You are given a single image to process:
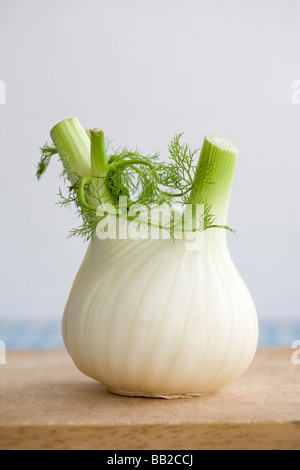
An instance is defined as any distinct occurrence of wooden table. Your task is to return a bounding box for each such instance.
[0,349,299,450]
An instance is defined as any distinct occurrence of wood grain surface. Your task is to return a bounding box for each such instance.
[0,349,299,450]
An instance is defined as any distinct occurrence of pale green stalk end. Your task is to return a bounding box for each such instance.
[50,117,91,179]
[90,129,108,177]
[189,134,238,225]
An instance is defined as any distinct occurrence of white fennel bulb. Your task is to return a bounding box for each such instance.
[38,119,258,398]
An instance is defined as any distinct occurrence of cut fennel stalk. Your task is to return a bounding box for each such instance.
[37,118,258,398]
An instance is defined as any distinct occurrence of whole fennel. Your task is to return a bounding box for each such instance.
[37,118,258,397]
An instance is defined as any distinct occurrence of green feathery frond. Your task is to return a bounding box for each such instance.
[36,143,58,180]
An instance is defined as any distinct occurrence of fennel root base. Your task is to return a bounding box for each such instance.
[108,388,211,399]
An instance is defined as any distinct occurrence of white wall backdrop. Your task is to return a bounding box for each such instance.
[0,0,299,323]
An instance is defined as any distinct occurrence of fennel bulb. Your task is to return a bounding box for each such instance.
[37,118,258,398]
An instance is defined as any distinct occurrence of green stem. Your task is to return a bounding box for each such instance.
[51,118,114,208]
[108,158,157,174]
[189,134,238,226]
[50,117,91,181]
[91,129,108,177]
[159,187,192,199]
[78,177,97,212]
[89,129,114,205]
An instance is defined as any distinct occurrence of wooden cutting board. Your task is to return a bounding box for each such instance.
[0,349,299,450]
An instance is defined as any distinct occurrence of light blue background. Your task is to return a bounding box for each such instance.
[0,0,299,348]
